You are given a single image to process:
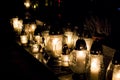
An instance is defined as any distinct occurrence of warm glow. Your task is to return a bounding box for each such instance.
[24,24,30,34]
[32,44,39,53]
[46,35,63,57]
[24,1,30,8]
[18,20,23,29]
[34,35,42,44]
[33,5,37,9]
[77,51,86,59]
[12,17,19,29]
[90,55,103,80]
[69,50,88,73]
[12,18,23,33]
[90,57,100,72]
[76,50,88,73]
[112,65,120,80]
[52,38,61,54]
[32,3,38,9]
[45,0,48,6]
[20,35,28,44]
[33,53,39,59]
[61,55,69,67]
[29,24,36,33]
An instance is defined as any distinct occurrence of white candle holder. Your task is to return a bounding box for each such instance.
[89,39,105,80]
[31,43,39,53]
[106,50,120,80]
[12,17,23,35]
[20,35,28,45]
[34,35,42,45]
[46,35,63,58]
[29,23,37,34]
[112,65,120,80]
[61,55,70,67]
[24,0,31,8]
[69,50,89,74]
[89,54,104,80]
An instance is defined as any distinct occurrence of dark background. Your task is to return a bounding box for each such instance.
[0,0,120,48]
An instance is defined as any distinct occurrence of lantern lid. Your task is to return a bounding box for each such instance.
[49,23,63,35]
[112,50,120,64]
[75,38,87,50]
[90,39,103,55]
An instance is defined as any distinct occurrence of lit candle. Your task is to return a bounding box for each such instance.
[12,17,19,31]
[12,18,23,33]
[33,53,39,59]
[17,19,23,34]
[52,37,62,57]
[45,0,48,6]
[29,23,36,33]
[24,24,30,34]
[20,35,28,44]
[61,55,69,67]
[46,35,63,58]
[24,0,31,8]
[90,55,103,80]
[112,65,120,80]
[76,50,88,73]
[34,35,42,44]
[69,50,89,74]
[32,44,39,53]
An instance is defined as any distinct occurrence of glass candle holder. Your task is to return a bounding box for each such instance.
[46,35,63,58]
[88,39,105,80]
[31,43,39,53]
[24,0,31,9]
[61,54,70,67]
[106,50,120,80]
[69,50,89,74]
[29,23,37,34]
[12,17,23,35]
[34,35,42,45]
[12,17,19,31]
[20,35,28,45]
[112,65,120,80]
[24,24,30,35]
[89,54,104,80]
[69,38,89,79]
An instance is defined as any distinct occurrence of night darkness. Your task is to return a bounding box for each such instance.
[0,0,120,49]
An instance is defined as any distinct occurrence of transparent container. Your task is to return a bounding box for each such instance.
[69,38,89,80]
[106,50,120,80]
[88,39,105,80]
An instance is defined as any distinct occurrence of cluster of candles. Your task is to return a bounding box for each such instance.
[11,17,119,80]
